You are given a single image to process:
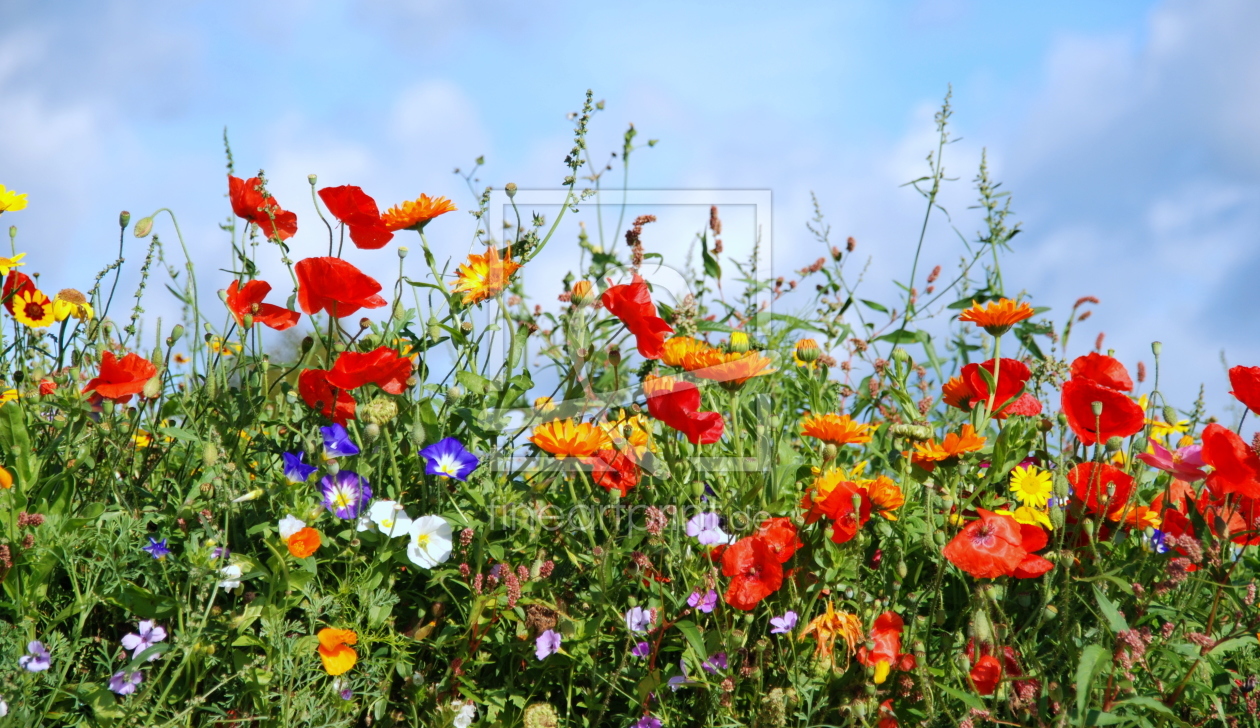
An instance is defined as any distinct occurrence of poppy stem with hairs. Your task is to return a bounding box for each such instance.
[156,208,201,379]
[308,175,336,258]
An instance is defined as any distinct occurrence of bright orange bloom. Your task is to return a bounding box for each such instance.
[530,419,612,459]
[799,601,862,660]
[660,336,714,369]
[912,425,986,463]
[287,527,321,558]
[451,246,522,306]
[800,413,872,446]
[866,476,905,520]
[941,376,975,409]
[317,628,358,675]
[691,350,775,389]
[958,298,1035,335]
[381,194,456,232]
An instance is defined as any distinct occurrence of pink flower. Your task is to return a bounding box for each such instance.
[1136,438,1207,481]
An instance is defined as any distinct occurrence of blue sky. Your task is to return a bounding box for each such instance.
[3,0,1258,411]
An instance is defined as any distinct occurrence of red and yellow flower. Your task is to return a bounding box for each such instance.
[452,246,522,306]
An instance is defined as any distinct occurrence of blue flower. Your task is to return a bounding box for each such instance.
[320,470,373,520]
[418,437,480,481]
[535,629,562,660]
[321,424,361,458]
[1147,529,1169,554]
[142,537,170,560]
[282,451,318,484]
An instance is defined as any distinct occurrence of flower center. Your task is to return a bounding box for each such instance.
[415,533,431,548]
[23,301,43,319]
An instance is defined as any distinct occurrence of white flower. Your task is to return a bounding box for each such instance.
[451,700,476,728]
[278,515,306,541]
[406,515,453,569]
[368,500,413,537]
[0,696,7,717]
[217,564,243,591]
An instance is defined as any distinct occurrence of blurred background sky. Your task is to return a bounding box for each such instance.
[2,0,1258,411]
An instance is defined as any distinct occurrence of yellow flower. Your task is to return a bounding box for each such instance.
[0,388,16,404]
[660,336,715,370]
[799,601,862,660]
[997,505,1053,530]
[800,413,873,446]
[691,350,775,390]
[209,337,242,356]
[0,185,28,214]
[912,425,986,463]
[134,430,153,448]
[599,412,653,456]
[452,246,523,306]
[0,253,26,276]
[529,418,612,459]
[533,396,557,414]
[1009,465,1053,508]
[381,194,456,232]
[52,289,93,322]
[12,289,55,328]
[957,298,1035,335]
[317,628,358,676]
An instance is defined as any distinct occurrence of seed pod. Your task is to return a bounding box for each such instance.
[364,423,381,439]
[142,375,162,400]
[202,441,220,467]
[133,216,154,238]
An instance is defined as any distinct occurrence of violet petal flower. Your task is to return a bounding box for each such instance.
[1136,438,1207,481]
[625,606,654,633]
[633,716,663,728]
[141,537,170,560]
[535,629,562,660]
[19,641,50,672]
[419,437,481,481]
[320,469,373,520]
[321,424,361,458]
[631,641,651,658]
[108,670,143,696]
[687,589,718,613]
[667,660,695,691]
[120,620,167,661]
[282,451,318,483]
[770,611,798,635]
[702,652,727,674]
[685,512,733,546]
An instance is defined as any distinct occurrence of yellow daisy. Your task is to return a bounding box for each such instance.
[1010,464,1052,508]
[12,289,55,328]
[0,185,28,214]
[0,253,26,276]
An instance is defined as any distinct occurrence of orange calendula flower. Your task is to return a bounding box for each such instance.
[941,375,975,409]
[1121,503,1162,529]
[0,464,13,489]
[912,424,986,464]
[533,396,557,414]
[317,628,358,675]
[958,298,1035,335]
[801,413,873,446]
[287,527,321,558]
[381,193,456,232]
[866,476,905,520]
[12,288,55,328]
[599,412,653,456]
[660,336,714,370]
[452,246,523,306]
[799,601,863,660]
[691,350,775,390]
[530,418,612,459]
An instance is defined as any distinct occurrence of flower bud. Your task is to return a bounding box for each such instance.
[1151,341,1162,356]
[142,375,162,399]
[364,423,381,440]
[891,347,910,363]
[1043,604,1058,621]
[362,396,399,425]
[300,336,315,353]
[168,324,184,345]
[119,211,131,229]
[606,344,621,368]
[505,182,517,199]
[1105,436,1123,452]
[242,313,254,329]
[1091,400,1104,417]
[821,443,838,461]
[570,280,596,307]
[446,386,463,403]
[794,338,820,363]
[326,459,340,475]
[231,488,264,503]
[308,174,318,186]
[1162,405,1178,425]
[398,246,409,259]
[730,331,750,354]
[133,216,154,238]
[202,441,220,467]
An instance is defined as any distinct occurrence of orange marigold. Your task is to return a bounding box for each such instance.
[287,527,321,558]
[660,336,715,369]
[866,476,905,520]
[530,418,613,459]
[912,424,986,463]
[452,246,523,305]
[381,193,456,232]
[958,298,1035,335]
[941,375,976,409]
[799,601,863,660]
[317,628,358,675]
[691,350,775,390]
[800,413,872,446]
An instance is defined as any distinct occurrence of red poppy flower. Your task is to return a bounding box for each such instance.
[643,375,724,444]
[1068,462,1135,518]
[3,271,36,315]
[82,351,157,404]
[298,368,356,423]
[1060,378,1144,445]
[38,379,57,395]
[295,257,387,318]
[326,346,412,395]
[721,535,784,611]
[857,612,916,679]
[970,654,1002,695]
[960,358,1042,418]
[816,480,872,544]
[583,448,640,495]
[943,509,1049,579]
[601,275,674,360]
[1200,423,1260,499]
[1071,353,1134,391]
[225,279,300,331]
[756,517,802,563]
[229,175,297,241]
[1228,365,1260,415]
[318,185,394,250]
[877,700,899,728]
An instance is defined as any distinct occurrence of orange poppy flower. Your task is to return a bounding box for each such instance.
[912,425,986,463]
[799,601,862,660]
[316,628,358,675]
[1071,353,1134,391]
[755,517,802,563]
[381,194,456,232]
[970,654,1002,695]
[800,413,872,446]
[318,185,394,249]
[958,298,1035,335]
[1229,365,1260,415]
[327,346,413,395]
[856,612,916,683]
[452,246,522,305]
[287,527,321,558]
[1060,378,1144,446]
[691,350,775,390]
[643,374,724,445]
[721,535,783,611]
[942,509,1052,579]
[530,419,612,459]
[601,276,674,360]
[582,448,640,495]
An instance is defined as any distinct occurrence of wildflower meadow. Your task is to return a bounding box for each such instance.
[0,92,1258,727]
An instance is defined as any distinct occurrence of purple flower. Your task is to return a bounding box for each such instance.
[19,641,50,672]
[320,470,372,520]
[321,424,361,458]
[121,621,167,661]
[282,451,318,484]
[141,537,170,560]
[633,716,663,728]
[535,629,562,660]
[685,513,732,546]
[631,641,651,658]
[333,677,353,700]
[702,652,727,674]
[108,670,143,696]
[625,606,655,634]
[1147,529,1170,554]
[687,590,718,613]
[667,660,695,691]
[419,437,480,481]
[210,546,230,561]
[770,611,798,635]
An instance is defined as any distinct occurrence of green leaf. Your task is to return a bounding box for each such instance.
[674,619,707,659]
[860,299,888,313]
[1075,644,1111,717]
[0,401,37,485]
[935,683,985,711]
[455,370,491,396]
[1093,585,1129,633]
[1113,696,1176,717]
[700,233,722,280]
[874,329,923,345]
[157,426,201,443]
[1208,636,1256,656]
